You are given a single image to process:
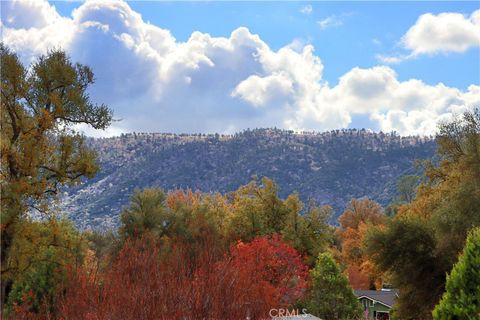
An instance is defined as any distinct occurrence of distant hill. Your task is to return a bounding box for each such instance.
[60,128,437,230]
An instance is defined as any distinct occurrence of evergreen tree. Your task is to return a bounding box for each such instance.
[433,228,480,320]
[119,188,168,239]
[305,252,362,320]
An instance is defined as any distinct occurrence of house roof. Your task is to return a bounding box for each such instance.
[354,290,398,308]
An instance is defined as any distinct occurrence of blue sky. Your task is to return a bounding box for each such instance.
[51,1,480,89]
[2,1,479,136]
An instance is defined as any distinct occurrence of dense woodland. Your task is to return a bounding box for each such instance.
[1,47,479,320]
[63,128,436,230]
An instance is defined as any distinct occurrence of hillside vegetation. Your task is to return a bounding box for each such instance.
[61,128,436,229]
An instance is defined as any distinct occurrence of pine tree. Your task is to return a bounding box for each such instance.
[119,188,168,240]
[305,252,362,320]
[433,228,480,320]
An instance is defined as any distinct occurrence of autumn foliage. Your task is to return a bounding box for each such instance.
[336,198,386,290]
[227,235,308,307]
[54,234,307,319]
[3,39,479,320]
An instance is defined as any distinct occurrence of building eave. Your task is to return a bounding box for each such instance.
[356,295,392,308]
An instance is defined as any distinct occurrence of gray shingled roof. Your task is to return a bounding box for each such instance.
[354,289,398,307]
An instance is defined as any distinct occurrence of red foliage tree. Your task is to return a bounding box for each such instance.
[56,234,307,319]
[227,235,308,308]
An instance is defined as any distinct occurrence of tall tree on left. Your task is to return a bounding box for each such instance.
[0,44,112,305]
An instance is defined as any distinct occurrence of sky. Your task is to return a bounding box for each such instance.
[1,0,479,137]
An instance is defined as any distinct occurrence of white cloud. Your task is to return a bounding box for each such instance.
[1,0,75,63]
[300,5,312,15]
[375,54,407,64]
[404,10,480,56]
[232,74,294,108]
[320,66,479,134]
[0,0,60,29]
[1,0,478,137]
[317,15,343,29]
[378,9,480,63]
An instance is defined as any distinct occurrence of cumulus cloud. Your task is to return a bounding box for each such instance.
[378,9,480,63]
[404,10,480,55]
[1,0,60,29]
[1,0,478,137]
[1,0,75,62]
[326,68,479,135]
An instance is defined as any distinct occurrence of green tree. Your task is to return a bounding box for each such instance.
[228,177,290,240]
[1,45,112,304]
[119,188,169,240]
[119,188,226,258]
[283,198,333,266]
[433,228,480,320]
[305,252,362,320]
[4,219,86,316]
[365,216,448,319]
[164,190,223,247]
[227,177,333,263]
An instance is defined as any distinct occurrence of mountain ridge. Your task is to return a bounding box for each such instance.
[61,128,437,230]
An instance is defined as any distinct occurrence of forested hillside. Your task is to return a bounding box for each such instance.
[61,128,436,229]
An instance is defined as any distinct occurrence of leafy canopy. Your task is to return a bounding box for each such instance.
[1,44,112,215]
[365,109,480,319]
[336,198,386,290]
